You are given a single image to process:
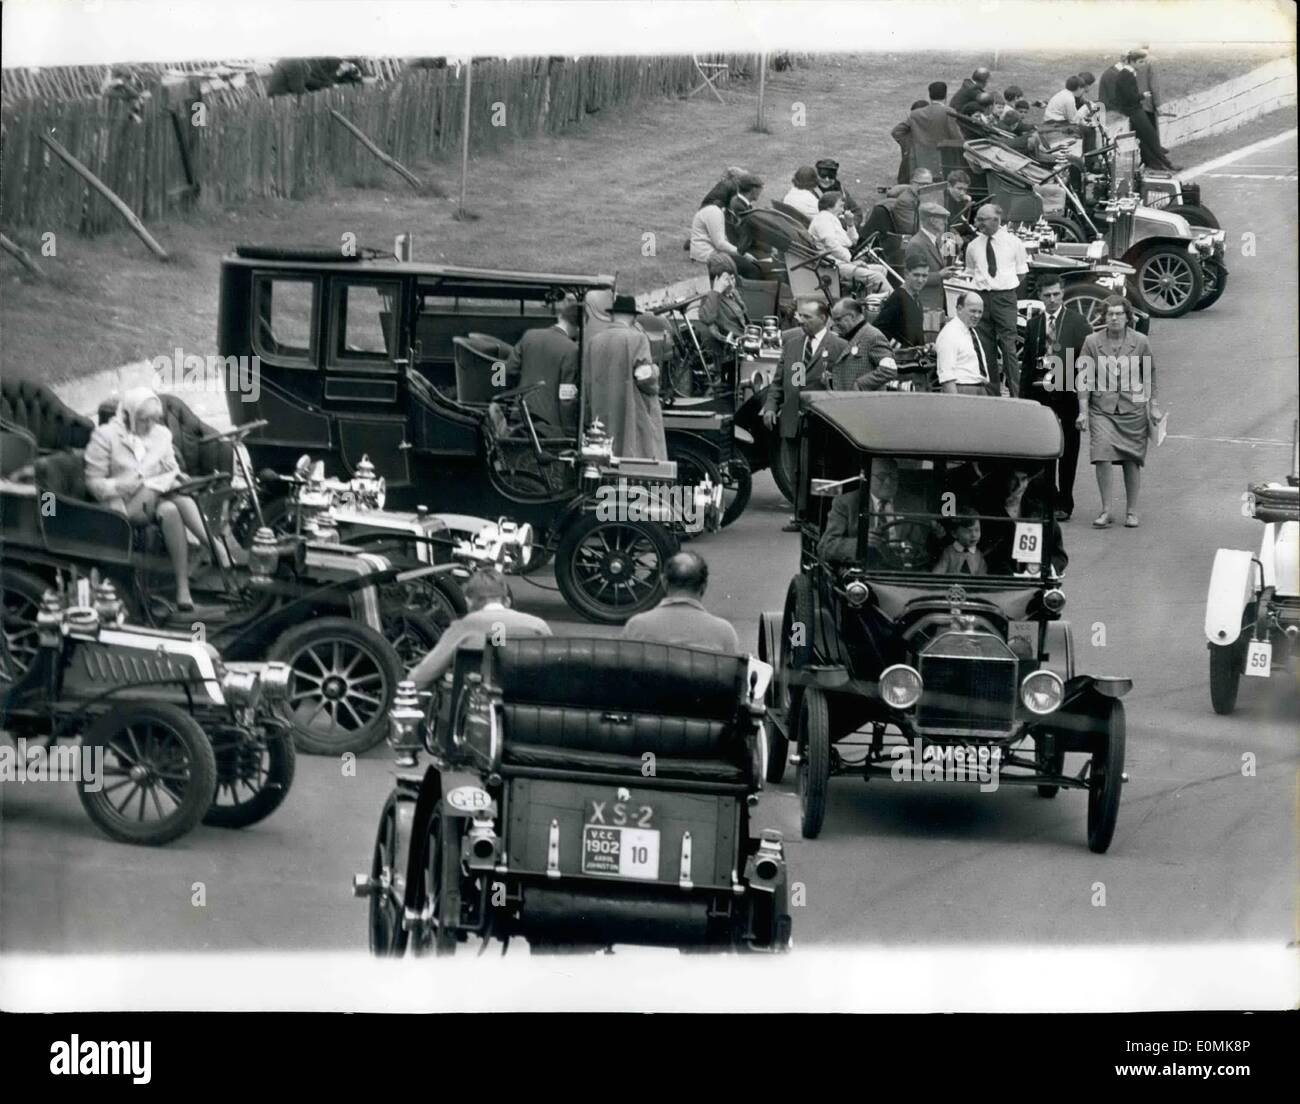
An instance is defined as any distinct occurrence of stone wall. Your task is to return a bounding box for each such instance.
[1162,56,1296,148]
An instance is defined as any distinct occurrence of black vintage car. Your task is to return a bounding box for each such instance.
[1,572,294,846]
[0,380,413,756]
[759,391,1131,852]
[219,247,726,623]
[355,638,791,954]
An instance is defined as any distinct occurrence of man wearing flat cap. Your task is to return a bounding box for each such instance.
[583,294,668,460]
[814,159,864,229]
[907,202,959,312]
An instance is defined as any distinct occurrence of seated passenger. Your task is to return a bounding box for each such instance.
[817,458,899,565]
[781,166,821,223]
[408,569,551,690]
[932,511,987,575]
[504,300,581,436]
[697,253,750,359]
[978,466,1068,575]
[873,254,930,348]
[809,193,888,293]
[621,551,739,653]
[83,387,230,611]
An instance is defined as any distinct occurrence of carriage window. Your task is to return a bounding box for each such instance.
[330,281,399,369]
[253,277,316,367]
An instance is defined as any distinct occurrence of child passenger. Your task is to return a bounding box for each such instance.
[932,512,987,575]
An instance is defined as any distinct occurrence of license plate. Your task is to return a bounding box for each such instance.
[581,800,660,880]
[1245,640,1272,678]
[1012,522,1044,564]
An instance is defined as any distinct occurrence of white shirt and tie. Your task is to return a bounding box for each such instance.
[964,227,1028,292]
[1043,88,1080,123]
[935,316,990,387]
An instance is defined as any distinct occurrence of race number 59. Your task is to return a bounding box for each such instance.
[1012,522,1043,564]
[1244,640,1272,678]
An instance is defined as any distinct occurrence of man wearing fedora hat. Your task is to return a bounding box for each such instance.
[582,294,668,461]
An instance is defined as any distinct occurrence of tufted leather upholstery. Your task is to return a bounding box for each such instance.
[96,393,234,476]
[0,379,92,452]
[489,639,751,776]
[33,449,89,500]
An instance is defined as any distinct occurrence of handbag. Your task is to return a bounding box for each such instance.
[1147,403,1168,447]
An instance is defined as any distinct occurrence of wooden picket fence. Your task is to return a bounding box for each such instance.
[0,55,756,236]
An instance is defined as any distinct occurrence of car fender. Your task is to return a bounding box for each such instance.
[1038,674,1131,751]
[1042,620,1075,681]
[1205,548,1257,645]
[401,765,444,912]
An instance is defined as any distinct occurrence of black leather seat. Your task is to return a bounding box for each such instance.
[0,379,93,453]
[487,639,752,783]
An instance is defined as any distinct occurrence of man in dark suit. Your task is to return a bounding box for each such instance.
[906,202,958,312]
[761,298,849,528]
[951,67,991,114]
[828,298,897,390]
[891,81,964,178]
[1020,275,1091,520]
[874,253,930,348]
[504,301,581,436]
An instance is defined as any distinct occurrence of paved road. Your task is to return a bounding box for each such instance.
[2,134,1296,955]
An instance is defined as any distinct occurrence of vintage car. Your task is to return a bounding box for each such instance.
[354,638,791,954]
[0,381,417,756]
[758,392,1132,852]
[936,135,1225,318]
[219,246,724,623]
[1204,426,1300,714]
[0,573,294,846]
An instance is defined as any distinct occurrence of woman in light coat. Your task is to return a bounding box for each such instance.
[84,387,228,609]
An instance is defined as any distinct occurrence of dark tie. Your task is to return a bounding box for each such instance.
[984,235,998,278]
[960,559,972,574]
[971,330,989,381]
[1047,311,1058,346]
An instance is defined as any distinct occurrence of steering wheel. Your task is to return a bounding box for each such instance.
[199,419,269,445]
[160,472,232,499]
[874,518,936,571]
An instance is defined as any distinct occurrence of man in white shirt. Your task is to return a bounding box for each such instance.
[1044,76,1081,123]
[935,292,992,396]
[690,199,742,265]
[809,193,887,292]
[963,204,1028,395]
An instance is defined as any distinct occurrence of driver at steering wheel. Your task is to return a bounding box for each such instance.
[84,387,231,611]
[817,457,900,565]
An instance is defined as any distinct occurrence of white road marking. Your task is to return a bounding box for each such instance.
[1199,172,1297,180]
[1165,434,1293,446]
[1179,127,1298,181]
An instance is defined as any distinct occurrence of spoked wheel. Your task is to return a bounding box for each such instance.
[759,613,790,784]
[1045,215,1088,243]
[1193,258,1228,311]
[1131,245,1204,318]
[1162,203,1220,230]
[368,797,409,957]
[1087,699,1126,853]
[0,568,45,690]
[721,456,753,527]
[797,687,831,839]
[1034,734,1065,799]
[554,515,675,624]
[381,608,446,670]
[268,617,403,755]
[203,731,296,828]
[411,805,462,956]
[78,704,217,846]
[1061,281,1112,332]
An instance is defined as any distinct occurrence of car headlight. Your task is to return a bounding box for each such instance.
[879,664,923,710]
[1043,588,1066,613]
[1191,234,1214,254]
[1021,669,1064,714]
[220,667,260,707]
[845,580,870,606]
[1086,240,1106,260]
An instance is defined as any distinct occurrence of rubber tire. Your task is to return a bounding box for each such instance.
[1192,258,1228,312]
[1162,203,1220,230]
[368,796,409,957]
[1046,215,1088,243]
[798,687,831,839]
[1208,641,1243,716]
[0,566,49,693]
[770,435,797,504]
[203,732,296,828]
[668,441,723,523]
[268,617,403,755]
[78,703,217,846]
[554,514,676,625]
[757,615,789,784]
[1131,244,1204,318]
[722,456,754,527]
[382,608,447,671]
[1086,699,1126,854]
[1060,281,1111,332]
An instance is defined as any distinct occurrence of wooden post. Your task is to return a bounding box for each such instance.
[39,132,168,261]
[328,108,423,189]
[757,52,767,131]
[0,233,44,279]
[458,59,473,218]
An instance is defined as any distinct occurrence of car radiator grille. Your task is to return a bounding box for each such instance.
[916,652,1018,736]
